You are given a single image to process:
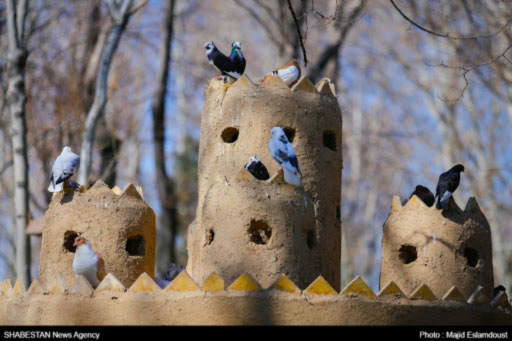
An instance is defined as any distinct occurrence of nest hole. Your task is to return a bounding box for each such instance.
[126,235,145,256]
[283,127,295,143]
[323,130,337,151]
[464,247,479,267]
[63,231,79,253]
[248,220,271,245]
[336,202,341,222]
[221,127,239,143]
[399,245,417,264]
[306,230,316,250]
[206,228,215,245]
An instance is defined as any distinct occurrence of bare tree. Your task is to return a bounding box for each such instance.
[152,0,178,272]
[5,0,30,285]
[78,0,134,186]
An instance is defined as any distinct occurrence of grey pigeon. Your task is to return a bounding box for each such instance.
[268,127,302,186]
[48,146,80,192]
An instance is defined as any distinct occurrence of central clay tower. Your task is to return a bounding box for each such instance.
[186,75,342,290]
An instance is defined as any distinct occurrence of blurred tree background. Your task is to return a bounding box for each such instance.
[0,0,511,292]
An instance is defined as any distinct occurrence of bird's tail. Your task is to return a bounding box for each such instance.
[283,168,301,187]
[437,192,451,210]
[48,181,63,193]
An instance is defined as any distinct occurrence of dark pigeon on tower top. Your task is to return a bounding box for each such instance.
[435,164,465,210]
[409,185,435,207]
[205,41,245,81]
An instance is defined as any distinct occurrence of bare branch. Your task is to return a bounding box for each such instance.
[389,0,512,40]
[287,0,308,66]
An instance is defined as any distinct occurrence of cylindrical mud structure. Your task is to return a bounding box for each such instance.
[39,181,156,288]
[380,195,494,299]
[186,76,343,290]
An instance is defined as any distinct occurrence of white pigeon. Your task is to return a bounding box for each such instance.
[268,127,302,186]
[48,146,80,192]
[72,236,106,289]
[260,59,301,87]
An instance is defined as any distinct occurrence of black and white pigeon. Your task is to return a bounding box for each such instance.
[204,41,245,82]
[409,185,435,207]
[244,156,270,181]
[48,146,81,192]
[435,164,465,210]
[494,285,506,298]
[269,127,302,186]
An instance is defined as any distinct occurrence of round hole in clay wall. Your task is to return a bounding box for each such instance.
[464,247,479,267]
[323,130,337,151]
[306,230,316,250]
[63,231,79,253]
[282,127,295,143]
[399,245,417,264]
[126,235,145,256]
[221,127,239,143]
[248,220,271,245]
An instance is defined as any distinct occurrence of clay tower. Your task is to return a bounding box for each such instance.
[39,181,156,288]
[380,194,494,299]
[186,75,343,290]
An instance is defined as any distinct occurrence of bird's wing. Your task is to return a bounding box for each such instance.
[445,172,460,192]
[211,52,240,79]
[277,65,300,85]
[96,253,106,282]
[55,153,80,184]
[270,139,300,175]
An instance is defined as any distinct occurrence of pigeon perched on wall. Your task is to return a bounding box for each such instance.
[260,59,301,87]
[435,164,465,210]
[494,285,506,298]
[409,185,435,207]
[72,236,106,289]
[229,41,246,79]
[244,156,270,181]
[165,264,184,282]
[48,146,80,192]
[205,41,246,82]
[269,127,302,186]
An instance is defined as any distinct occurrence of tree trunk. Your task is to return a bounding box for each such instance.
[78,0,133,186]
[152,0,178,272]
[6,0,31,285]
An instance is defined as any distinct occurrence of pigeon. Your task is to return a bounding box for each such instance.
[435,164,465,210]
[72,236,106,289]
[244,156,270,181]
[204,41,246,82]
[229,41,246,79]
[165,264,184,282]
[48,146,80,192]
[269,127,302,186]
[409,185,435,207]
[494,285,506,298]
[260,59,301,87]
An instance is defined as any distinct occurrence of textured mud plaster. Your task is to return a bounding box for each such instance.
[0,292,510,325]
[186,77,343,290]
[380,195,494,299]
[39,181,156,288]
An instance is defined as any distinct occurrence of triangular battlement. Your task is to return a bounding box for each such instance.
[206,75,337,97]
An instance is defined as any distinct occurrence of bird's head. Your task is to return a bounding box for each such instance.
[204,41,215,52]
[270,127,286,139]
[247,156,259,164]
[62,146,72,153]
[452,164,465,173]
[73,236,88,248]
[232,41,242,49]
